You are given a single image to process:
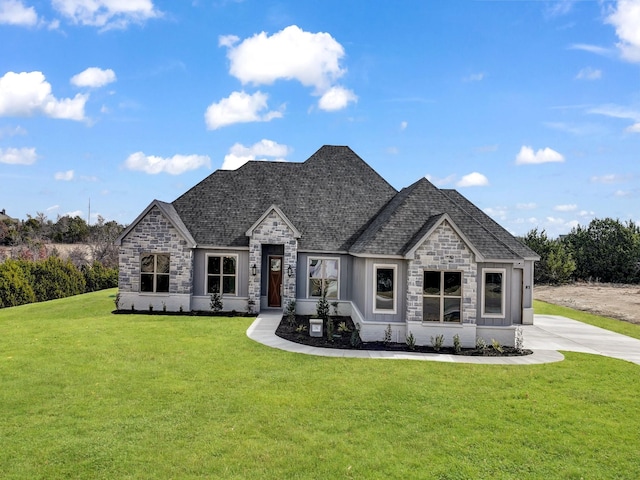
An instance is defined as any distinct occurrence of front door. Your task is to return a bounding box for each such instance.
[268,256,283,307]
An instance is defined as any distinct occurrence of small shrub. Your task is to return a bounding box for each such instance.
[179,305,184,313]
[350,324,362,348]
[148,304,153,312]
[430,334,444,352]
[162,301,167,312]
[114,292,121,310]
[285,299,296,326]
[337,321,350,333]
[406,331,416,351]
[326,317,334,342]
[453,333,461,354]
[476,337,487,351]
[131,303,135,311]
[383,324,392,345]
[330,301,339,316]
[210,292,223,313]
[491,338,504,354]
[515,327,524,352]
[295,324,307,333]
[316,294,329,321]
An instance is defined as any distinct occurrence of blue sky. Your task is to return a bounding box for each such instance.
[0,0,638,237]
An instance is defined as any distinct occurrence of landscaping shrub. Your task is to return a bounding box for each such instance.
[30,256,86,302]
[82,261,118,292]
[0,259,36,307]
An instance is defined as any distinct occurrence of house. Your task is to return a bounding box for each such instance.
[116,145,539,347]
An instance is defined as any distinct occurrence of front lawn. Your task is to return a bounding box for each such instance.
[1,290,639,479]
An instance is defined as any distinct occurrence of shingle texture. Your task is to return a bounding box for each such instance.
[166,145,538,260]
[172,145,397,251]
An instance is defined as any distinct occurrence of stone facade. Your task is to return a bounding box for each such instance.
[118,206,193,302]
[248,210,298,312]
[405,221,478,323]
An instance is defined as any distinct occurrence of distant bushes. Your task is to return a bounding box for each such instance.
[0,257,117,308]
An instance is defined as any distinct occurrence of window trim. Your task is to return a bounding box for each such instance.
[481,268,506,319]
[307,257,341,299]
[205,253,239,296]
[140,253,170,294]
[422,270,463,323]
[373,263,398,314]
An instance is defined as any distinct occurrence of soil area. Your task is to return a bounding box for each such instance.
[535,283,640,325]
[276,315,531,356]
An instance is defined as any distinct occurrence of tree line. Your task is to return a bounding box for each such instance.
[0,213,124,308]
[521,218,640,285]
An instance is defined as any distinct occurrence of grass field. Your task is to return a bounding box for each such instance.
[1,290,639,479]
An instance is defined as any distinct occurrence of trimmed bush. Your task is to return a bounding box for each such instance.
[0,259,36,308]
[30,256,86,302]
[82,261,118,292]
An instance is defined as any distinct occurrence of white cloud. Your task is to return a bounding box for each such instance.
[606,0,640,63]
[0,0,37,25]
[0,125,26,138]
[516,202,537,210]
[568,43,613,56]
[614,189,632,197]
[400,121,408,130]
[0,71,87,121]
[65,210,83,217]
[456,172,489,187]
[463,72,485,82]
[0,146,37,165]
[52,0,161,30]
[425,173,456,187]
[204,90,282,130]
[222,139,290,170]
[54,169,74,181]
[318,86,357,111]
[575,67,602,80]
[579,210,595,217]
[71,67,116,88]
[515,145,564,165]
[554,204,577,212]
[124,152,211,175]
[223,25,345,91]
[590,173,626,183]
[46,204,59,212]
[484,206,508,220]
[625,123,640,133]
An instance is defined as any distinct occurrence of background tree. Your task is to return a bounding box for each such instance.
[521,228,575,284]
[563,218,640,283]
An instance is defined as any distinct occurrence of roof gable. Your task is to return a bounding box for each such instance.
[246,205,301,238]
[115,200,196,247]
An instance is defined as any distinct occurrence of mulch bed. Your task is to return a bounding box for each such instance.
[276,315,532,356]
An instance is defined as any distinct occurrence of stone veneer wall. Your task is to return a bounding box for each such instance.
[118,206,193,296]
[405,221,477,323]
[248,210,298,312]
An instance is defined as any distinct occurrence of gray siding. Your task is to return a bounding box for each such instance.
[192,249,249,297]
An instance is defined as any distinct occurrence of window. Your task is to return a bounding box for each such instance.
[207,255,237,295]
[140,253,170,293]
[374,264,397,313]
[423,271,462,322]
[482,269,505,318]
[308,258,339,298]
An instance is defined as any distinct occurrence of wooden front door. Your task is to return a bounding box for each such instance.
[268,256,283,307]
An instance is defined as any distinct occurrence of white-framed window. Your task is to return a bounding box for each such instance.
[481,268,506,318]
[373,264,397,314]
[206,254,238,295]
[308,257,339,299]
[140,253,170,293]
[422,270,462,322]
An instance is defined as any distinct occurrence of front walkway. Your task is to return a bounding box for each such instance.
[246,313,640,366]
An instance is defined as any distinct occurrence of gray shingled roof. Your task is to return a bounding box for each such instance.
[350,177,539,260]
[171,145,397,251]
[161,145,537,261]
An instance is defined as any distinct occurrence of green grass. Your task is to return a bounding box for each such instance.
[534,299,640,340]
[1,290,639,479]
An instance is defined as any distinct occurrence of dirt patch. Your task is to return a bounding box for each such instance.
[535,283,640,325]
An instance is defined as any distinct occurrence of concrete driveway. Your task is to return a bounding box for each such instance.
[524,315,640,365]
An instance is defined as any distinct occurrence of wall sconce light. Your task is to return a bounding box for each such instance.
[287,265,293,277]
[251,264,257,276]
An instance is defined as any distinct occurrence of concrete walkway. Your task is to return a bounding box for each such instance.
[246,313,640,366]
